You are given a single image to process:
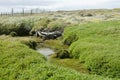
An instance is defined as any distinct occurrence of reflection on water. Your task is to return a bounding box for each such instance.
[37,48,54,59]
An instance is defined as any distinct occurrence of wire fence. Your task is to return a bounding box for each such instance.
[0,8,48,17]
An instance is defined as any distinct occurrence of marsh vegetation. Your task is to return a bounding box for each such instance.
[0,9,120,80]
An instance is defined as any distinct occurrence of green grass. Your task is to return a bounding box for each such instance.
[63,20,120,78]
[49,58,89,73]
[0,16,67,36]
[1,9,120,79]
[0,35,40,49]
[43,39,68,50]
[0,36,116,80]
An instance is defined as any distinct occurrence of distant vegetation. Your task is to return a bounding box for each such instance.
[1,9,120,36]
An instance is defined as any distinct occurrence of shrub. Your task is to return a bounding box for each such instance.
[55,49,70,59]
[86,13,93,16]
[31,18,50,33]
[80,13,93,17]
[10,32,17,37]
[47,20,66,32]
[28,41,37,49]
[0,17,36,36]
[63,34,78,45]
[85,53,120,78]
[15,22,32,36]
[20,40,37,49]
[0,20,33,36]
[63,25,79,45]
[38,18,50,27]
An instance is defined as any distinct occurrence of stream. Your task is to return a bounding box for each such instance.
[37,48,54,59]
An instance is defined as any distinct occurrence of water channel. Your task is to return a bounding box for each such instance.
[37,48,54,59]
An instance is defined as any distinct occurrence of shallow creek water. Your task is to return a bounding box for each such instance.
[37,48,54,59]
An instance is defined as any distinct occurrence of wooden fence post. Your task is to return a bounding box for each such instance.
[11,8,14,16]
[22,8,24,16]
[30,9,33,15]
[6,13,7,16]
[0,12,2,17]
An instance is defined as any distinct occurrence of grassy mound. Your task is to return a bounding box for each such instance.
[0,37,115,80]
[63,20,120,78]
[0,17,34,36]
[30,18,67,34]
